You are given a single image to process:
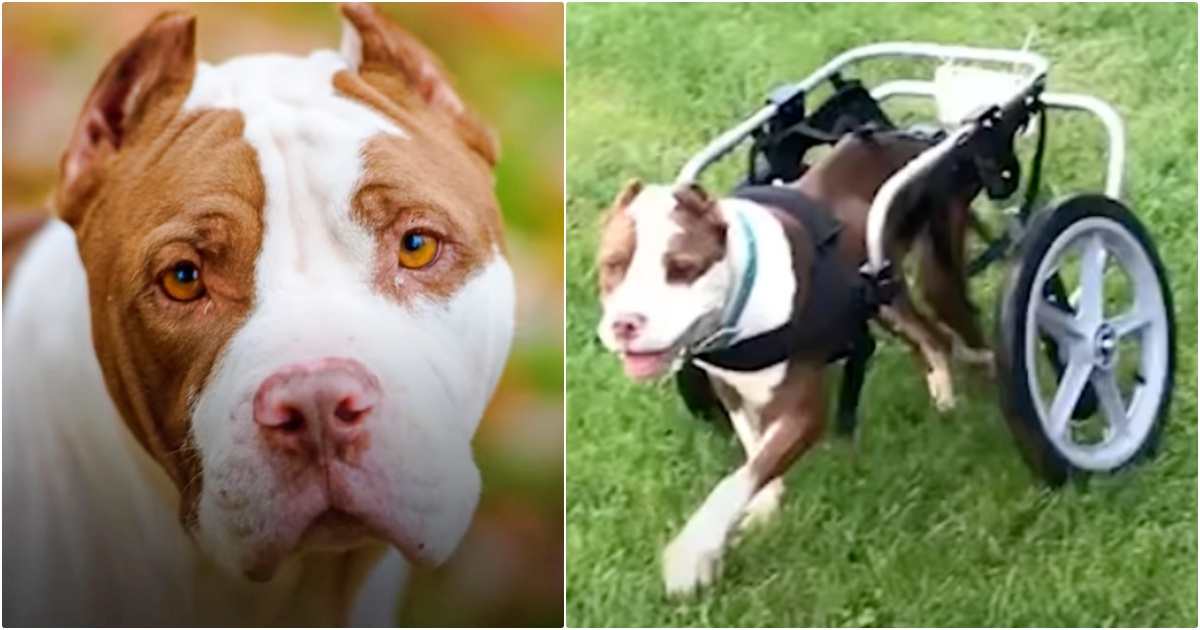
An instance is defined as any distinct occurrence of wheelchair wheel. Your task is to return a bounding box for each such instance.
[996,194,1175,485]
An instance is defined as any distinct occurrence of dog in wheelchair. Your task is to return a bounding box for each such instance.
[593,93,1021,594]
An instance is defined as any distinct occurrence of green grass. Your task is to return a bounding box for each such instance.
[565,3,1197,627]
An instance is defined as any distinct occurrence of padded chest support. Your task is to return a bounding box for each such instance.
[693,186,868,371]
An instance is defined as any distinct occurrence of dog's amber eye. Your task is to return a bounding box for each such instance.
[162,261,205,302]
[398,231,440,269]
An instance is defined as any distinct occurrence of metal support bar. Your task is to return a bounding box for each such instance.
[676,104,778,185]
[872,81,1126,199]
[863,125,975,274]
[674,43,1127,288]
[796,42,1047,94]
[676,42,1049,184]
[1041,92,1125,200]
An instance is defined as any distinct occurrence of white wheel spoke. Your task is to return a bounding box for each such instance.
[1077,234,1108,327]
[1048,358,1093,438]
[1091,369,1127,434]
[1110,305,1152,338]
[1035,298,1083,344]
[1021,214,1172,473]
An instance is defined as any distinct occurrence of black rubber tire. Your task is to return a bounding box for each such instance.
[995,194,1176,486]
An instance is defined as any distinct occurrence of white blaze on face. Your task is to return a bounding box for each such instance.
[597,185,733,355]
[183,51,514,577]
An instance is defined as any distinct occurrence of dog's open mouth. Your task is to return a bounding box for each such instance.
[621,349,676,380]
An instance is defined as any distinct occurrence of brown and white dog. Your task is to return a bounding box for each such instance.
[3,4,513,626]
[595,131,991,596]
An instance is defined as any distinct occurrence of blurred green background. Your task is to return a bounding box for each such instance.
[2,3,563,626]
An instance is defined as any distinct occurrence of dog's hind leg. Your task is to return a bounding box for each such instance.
[878,293,957,412]
[918,205,993,370]
[663,365,826,597]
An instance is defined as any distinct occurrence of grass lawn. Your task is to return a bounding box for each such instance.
[565,3,1197,627]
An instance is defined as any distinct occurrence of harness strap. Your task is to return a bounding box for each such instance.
[685,186,889,439]
[834,329,876,437]
[705,210,757,351]
[693,186,870,371]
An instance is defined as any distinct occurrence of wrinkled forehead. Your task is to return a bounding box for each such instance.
[177,50,500,255]
[601,183,727,287]
[183,49,405,194]
[623,185,684,243]
[184,50,403,132]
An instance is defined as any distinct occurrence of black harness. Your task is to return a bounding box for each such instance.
[692,186,876,371]
[676,78,1045,438]
[683,185,895,436]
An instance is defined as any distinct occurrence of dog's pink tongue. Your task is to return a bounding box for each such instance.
[622,351,670,380]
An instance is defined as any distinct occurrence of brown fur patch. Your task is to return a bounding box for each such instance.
[664,184,726,285]
[353,132,501,304]
[49,11,268,527]
[794,133,933,265]
[596,179,642,295]
[67,105,265,521]
[333,12,508,306]
[750,361,827,483]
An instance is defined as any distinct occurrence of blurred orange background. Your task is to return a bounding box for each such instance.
[2,3,563,626]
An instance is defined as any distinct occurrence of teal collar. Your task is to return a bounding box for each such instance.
[704,209,757,351]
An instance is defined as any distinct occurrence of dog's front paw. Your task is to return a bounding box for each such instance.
[662,534,724,597]
[926,367,956,412]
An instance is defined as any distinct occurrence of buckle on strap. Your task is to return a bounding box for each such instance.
[860,261,899,316]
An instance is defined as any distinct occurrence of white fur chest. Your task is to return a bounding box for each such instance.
[694,360,789,413]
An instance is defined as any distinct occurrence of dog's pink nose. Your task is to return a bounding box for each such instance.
[253,358,381,458]
[612,314,646,342]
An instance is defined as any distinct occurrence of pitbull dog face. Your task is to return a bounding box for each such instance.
[55,4,513,580]
[595,180,733,380]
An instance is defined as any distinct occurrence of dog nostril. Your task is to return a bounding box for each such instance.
[613,316,643,340]
[279,408,305,433]
[334,400,367,425]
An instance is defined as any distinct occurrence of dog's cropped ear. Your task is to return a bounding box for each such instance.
[613,178,644,209]
[339,2,498,165]
[57,12,196,226]
[598,178,641,234]
[673,181,714,214]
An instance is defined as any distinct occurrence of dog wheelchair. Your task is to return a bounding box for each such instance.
[675,43,1176,485]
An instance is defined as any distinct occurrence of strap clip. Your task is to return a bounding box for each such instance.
[860,261,899,316]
